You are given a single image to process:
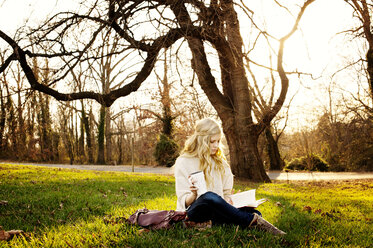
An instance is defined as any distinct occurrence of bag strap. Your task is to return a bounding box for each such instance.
[127,208,149,225]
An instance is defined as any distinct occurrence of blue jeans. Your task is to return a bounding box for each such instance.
[187,191,262,227]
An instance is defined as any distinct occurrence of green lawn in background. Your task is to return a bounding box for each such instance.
[0,164,372,247]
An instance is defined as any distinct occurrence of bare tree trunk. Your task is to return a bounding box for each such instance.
[0,84,6,154]
[26,94,37,158]
[39,92,53,161]
[265,127,285,170]
[96,105,105,164]
[78,115,85,162]
[117,135,123,165]
[5,86,16,157]
[15,70,26,160]
[81,103,94,163]
[367,48,373,101]
[221,118,270,181]
[105,108,112,163]
[60,105,75,164]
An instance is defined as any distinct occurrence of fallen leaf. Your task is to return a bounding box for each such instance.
[303,206,312,212]
[0,226,23,241]
[275,202,282,207]
[138,228,150,235]
[7,230,23,236]
[0,200,8,206]
[314,209,322,214]
[0,228,10,241]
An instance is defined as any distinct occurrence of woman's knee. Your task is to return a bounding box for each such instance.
[253,209,262,217]
[200,191,224,204]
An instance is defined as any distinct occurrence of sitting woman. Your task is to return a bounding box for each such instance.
[174,118,285,235]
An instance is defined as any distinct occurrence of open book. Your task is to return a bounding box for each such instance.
[231,189,267,208]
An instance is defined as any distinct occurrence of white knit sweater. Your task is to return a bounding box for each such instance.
[173,155,234,211]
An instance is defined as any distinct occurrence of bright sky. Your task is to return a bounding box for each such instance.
[0,0,68,33]
[0,0,363,132]
[0,0,28,32]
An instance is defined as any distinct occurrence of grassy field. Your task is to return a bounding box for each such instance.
[0,164,372,247]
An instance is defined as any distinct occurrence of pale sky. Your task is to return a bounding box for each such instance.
[0,0,70,33]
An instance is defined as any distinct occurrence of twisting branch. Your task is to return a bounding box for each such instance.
[258,0,316,132]
[345,0,373,101]
[0,53,16,74]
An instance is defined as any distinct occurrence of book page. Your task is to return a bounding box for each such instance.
[231,189,267,208]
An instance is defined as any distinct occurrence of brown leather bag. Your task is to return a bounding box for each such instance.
[127,208,187,230]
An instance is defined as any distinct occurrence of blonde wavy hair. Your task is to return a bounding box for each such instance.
[181,118,228,186]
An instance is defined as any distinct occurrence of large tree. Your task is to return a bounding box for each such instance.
[0,0,315,181]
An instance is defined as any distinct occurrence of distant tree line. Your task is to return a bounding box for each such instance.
[1,56,372,172]
[279,110,372,172]
[0,53,214,166]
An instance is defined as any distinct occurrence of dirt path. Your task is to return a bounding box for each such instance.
[2,161,373,181]
[267,171,373,181]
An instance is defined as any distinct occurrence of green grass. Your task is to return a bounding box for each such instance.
[0,164,372,247]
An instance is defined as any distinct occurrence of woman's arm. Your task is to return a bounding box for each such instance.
[185,180,198,207]
[222,164,234,204]
[174,157,200,210]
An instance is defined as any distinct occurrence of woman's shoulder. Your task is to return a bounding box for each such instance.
[173,155,199,173]
[175,155,199,164]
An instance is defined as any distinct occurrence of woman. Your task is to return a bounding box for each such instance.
[174,118,286,235]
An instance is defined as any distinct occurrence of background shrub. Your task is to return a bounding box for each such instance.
[285,153,329,172]
[349,146,373,171]
[285,157,306,171]
[154,134,179,167]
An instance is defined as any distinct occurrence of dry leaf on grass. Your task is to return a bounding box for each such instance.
[0,229,9,241]
[321,212,335,218]
[314,209,322,214]
[138,228,150,235]
[0,200,8,206]
[183,220,212,229]
[303,206,312,212]
[0,226,23,241]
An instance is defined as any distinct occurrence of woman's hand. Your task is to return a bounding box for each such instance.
[185,176,198,207]
[189,177,198,196]
[225,196,233,205]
